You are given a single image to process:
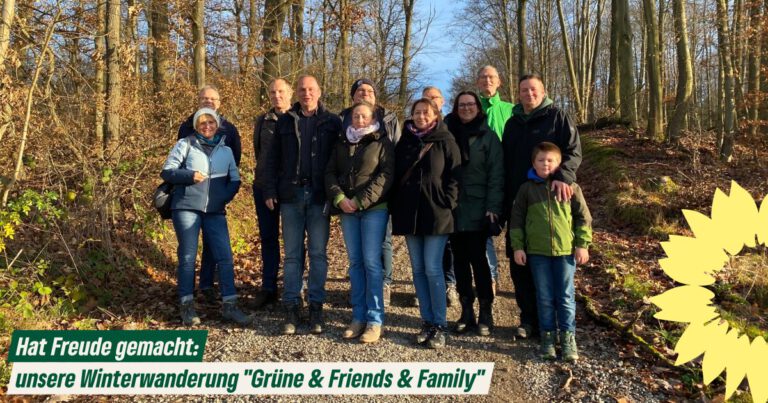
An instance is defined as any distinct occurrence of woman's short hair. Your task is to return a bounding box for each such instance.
[451,90,486,118]
[410,98,442,120]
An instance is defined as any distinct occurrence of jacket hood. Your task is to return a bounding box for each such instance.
[527,167,547,183]
[512,97,554,120]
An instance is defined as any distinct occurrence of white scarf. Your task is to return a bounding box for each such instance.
[346,121,380,144]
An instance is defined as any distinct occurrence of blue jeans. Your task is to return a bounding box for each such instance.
[529,254,576,332]
[486,237,498,280]
[198,234,217,291]
[172,210,237,302]
[382,218,394,285]
[341,209,388,325]
[405,235,448,327]
[280,186,330,306]
[253,184,280,292]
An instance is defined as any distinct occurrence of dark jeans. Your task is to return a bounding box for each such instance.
[510,259,539,329]
[382,218,394,285]
[198,234,218,291]
[450,231,493,301]
[442,239,456,286]
[253,184,280,292]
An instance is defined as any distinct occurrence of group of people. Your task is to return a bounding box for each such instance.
[160,65,592,362]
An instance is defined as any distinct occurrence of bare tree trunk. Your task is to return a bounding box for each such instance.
[500,0,515,95]
[716,0,736,161]
[150,0,170,94]
[760,0,768,135]
[643,0,664,141]
[668,0,693,143]
[127,0,140,84]
[105,0,121,151]
[338,0,350,94]
[95,0,106,154]
[191,0,205,88]
[398,0,415,112]
[587,0,604,122]
[261,0,288,99]
[234,0,245,76]
[0,0,16,68]
[556,0,584,122]
[608,0,620,117]
[247,0,258,75]
[516,0,527,77]
[290,0,304,74]
[745,0,762,140]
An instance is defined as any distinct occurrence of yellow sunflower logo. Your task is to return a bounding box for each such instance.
[650,181,768,402]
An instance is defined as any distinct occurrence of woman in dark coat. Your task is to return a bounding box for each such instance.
[390,98,461,349]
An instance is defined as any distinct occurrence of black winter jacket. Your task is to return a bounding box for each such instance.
[252,109,283,188]
[178,113,242,166]
[262,102,342,204]
[339,105,402,145]
[501,103,581,218]
[390,120,462,235]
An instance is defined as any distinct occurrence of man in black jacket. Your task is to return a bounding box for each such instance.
[502,74,582,339]
[177,85,242,303]
[251,78,292,308]
[263,76,341,335]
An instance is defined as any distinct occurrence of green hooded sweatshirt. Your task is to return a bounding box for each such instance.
[479,92,514,140]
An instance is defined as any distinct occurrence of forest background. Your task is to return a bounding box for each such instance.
[0,0,767,399]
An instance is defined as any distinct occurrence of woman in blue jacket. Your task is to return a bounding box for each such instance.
[161,107,252,326]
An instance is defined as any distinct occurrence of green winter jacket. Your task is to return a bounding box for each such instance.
[509,173,592,256]
[479,92,514,140]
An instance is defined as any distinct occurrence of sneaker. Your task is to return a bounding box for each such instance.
[200,288,218,305]
[180,301,201,326]
[251,289,277,309]
[446,285,459,307]
[282,304,300,335]
[539,331,557,360]
[222,301,254,326]
[415,322,432,344]
[411,294,420,308]
[342,321,366,339]
[515,323,533,339]
[383,284,391,307]
[561,331,579,362]
[427,326,447,349]
[359,324,382,343]
[309,302,324,334]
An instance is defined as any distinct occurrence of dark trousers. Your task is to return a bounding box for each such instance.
[382,218,394,285]
[450,231,493,301]
[442,239,456,286]
[253,184,281,292]
[510,259,539,329]
[198,234,217,290]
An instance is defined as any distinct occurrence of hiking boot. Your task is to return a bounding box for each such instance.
[251,289,277,309]
[383,284,391,307]
[539,331,557,360]
[446,284,459,307]
[561,331,579,362]
[415,322,432,344]
[342,321,366,339]
[477,299,494,336]
[222,300,254,326]
[359,324,382,344]
[180,300,201,326]
[454,297,477,334]
[427,326,447,349]
[515,323,533,339]
[200,288,219,305]
[282,304,300,335]
[309,302,324,334]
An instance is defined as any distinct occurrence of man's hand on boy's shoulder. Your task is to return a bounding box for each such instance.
[551,180,573,202]
[574,247,589,265]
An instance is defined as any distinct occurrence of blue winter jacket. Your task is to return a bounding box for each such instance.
[160,136,241,213]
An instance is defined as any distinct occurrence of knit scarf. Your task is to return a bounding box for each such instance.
[346,121,380,144]
[406,121,437,138]
[195,133,222,146]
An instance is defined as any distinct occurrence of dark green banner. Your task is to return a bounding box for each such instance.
[8,330,207,362]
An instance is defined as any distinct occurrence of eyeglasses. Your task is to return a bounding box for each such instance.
[458,102,477,109]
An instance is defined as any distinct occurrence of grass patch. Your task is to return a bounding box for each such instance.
[622,272,654,301]
[712,247,768,340]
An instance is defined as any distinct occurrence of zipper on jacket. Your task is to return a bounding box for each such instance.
[546,180,555,255]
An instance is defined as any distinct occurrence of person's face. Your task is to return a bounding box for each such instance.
[476,67,501,97]
[533,150,561,178]
[351,105,374,129]
[457,94,479,123]
[519,78,546,113]
[353,84,376,105]
[196,115,219,139]
[198,88,221,110]
[422,89,444,111]
[269,80,292,111]
[297,77,321,112]
[412,102,437,130]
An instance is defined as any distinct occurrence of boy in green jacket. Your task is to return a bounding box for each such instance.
[509,142,592,362]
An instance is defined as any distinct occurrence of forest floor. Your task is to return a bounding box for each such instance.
[3,126,767,402]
